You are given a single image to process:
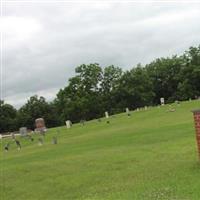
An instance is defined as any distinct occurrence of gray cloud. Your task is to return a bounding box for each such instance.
[2,1,200,108]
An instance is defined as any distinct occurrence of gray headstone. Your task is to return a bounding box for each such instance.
[52,137,57,145]
[19,127,27,136]
[4,143,10,152]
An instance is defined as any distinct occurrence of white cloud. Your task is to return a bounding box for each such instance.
[2,2,200,108]
[1,16,41,47]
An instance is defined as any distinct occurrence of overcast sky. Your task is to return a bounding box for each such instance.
[1,1,200,108]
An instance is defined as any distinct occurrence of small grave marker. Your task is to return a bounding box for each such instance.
[126,108,131,116]
[160,97,165,106]
[105,111,110,123]
[105,111,109,119]
[19,127,27,136]
[4,143,10,152]
[15,140,21,150]
[52,136,57,145]
[65,120,72,129]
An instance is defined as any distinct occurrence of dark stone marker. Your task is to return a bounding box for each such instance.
[192,109,200,159]
[4,143,10,152]
[15,140,21,150]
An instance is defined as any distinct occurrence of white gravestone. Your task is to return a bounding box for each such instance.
[145,106,148,111]
[126,108,129,114]
[105,111,109,119]
[126,108,131,116]
[65,120,72,129]
[160,97,165,106]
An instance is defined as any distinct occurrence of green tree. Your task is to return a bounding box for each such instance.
[117,65,155,109]
[55,63,103,123]
[0,100,17,133]
[17,95,59,130]
[177,46,200,100]
[101,65,122,113]
[146,56,183,103]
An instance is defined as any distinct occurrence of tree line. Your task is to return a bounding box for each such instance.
[1,45,200,133]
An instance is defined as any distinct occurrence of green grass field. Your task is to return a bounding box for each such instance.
[1,100,200,200]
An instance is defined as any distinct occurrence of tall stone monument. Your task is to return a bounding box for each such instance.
[35,118,46,133]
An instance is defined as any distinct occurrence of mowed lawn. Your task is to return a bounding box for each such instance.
[1,100,200,200]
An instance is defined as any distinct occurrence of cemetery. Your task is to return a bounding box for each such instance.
[0,99,200,200]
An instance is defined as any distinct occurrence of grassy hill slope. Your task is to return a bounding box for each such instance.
[1,100,200,200]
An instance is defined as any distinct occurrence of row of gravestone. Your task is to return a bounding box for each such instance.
[19,97,167,133]
[65,108,131,129]
[3,97,183,152]
[65,98,166,129]
[6,97,177,137]
[11,97,174,136]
